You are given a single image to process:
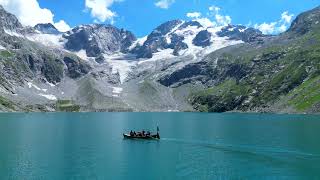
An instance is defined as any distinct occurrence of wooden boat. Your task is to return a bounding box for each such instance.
[124,126,160,140]
[123,133,160,140]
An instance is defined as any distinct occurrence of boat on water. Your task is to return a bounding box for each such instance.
[123,133,160,140]
[123,126,160,140]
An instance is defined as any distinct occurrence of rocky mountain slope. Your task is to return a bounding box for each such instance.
[0,5,319,113]
[159,6,320,113]
[63,24,137,57]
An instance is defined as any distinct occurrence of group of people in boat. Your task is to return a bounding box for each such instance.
[129,130,160,138]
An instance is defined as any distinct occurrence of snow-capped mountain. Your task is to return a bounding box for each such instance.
[20,17,265,62]
[129,20,267,59]
[130,20,184,58]
[7,17,266,63]
[4,3,302,113]
[217,24,266,43]
[0,4,267,87]
[9,17,266,84]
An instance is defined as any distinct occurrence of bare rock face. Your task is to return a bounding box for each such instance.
[63,56,91,79]
[193,30,212,47]
[178,21,203,30]
[34,23,60,34]
[169,34,188,56]
[217,25,266,43]
[287,6,320,36]
[63,24,136,57]
[0,5,23,31]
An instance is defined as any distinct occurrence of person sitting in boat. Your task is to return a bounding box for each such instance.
[133,131,136,136]
[130,130,134,136]
[142,130,145,137]
[146,131,151,137]
[137,132,142,137]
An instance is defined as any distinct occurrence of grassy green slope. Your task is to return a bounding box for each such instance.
[189,29,320,113]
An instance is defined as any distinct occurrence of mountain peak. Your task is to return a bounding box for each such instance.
[152,19,183,35]
[63,23,136,57]
[179,21,203,30]
[217,24,266,43]
[0,5,23,31]
[34,23,60,34]
[287,6,320,35]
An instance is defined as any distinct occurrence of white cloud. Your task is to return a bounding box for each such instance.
[186,12,201,18]
[254,22,277,34]
[155,0,175,9]
[254,11,294,34]
[85,0,122,23]
[209,5,220,13]
[195,18,215,28]
[186,5,231,27]
[208,5,231,26]
[281,11,294,23]
[54,20,71,32]
[278,24,287,32]
[0,0,71,32]
[215,14,231,26]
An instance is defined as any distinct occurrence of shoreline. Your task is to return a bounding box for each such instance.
[0,111,319,115]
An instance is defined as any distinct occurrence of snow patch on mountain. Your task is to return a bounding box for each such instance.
[103,53,138,83]
[27,82,49,92]
[174,25,243,58]
[205,27,243,53]
[165,21,185,44]
[174,24,204,56]
[4,29,23,37]
[102,49,176,83]
[239,28,247,33]
[75,49,90,61]
[27,82,40,91]
[26,33,65,48]
[109,60,136,83]
[129,36,148,50]
[138,49,175,64]
[39,93,57,101]
[46,82,56,87]
[4,28,65,49]
[112,87,123,94]
[101,22,243,84]
[0,45,6,50]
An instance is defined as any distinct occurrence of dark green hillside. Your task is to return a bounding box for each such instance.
[165,6,320,113]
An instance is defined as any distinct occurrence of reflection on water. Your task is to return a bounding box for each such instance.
[0,113,319,179]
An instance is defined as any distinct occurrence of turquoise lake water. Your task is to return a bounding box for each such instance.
[0,113,319,179]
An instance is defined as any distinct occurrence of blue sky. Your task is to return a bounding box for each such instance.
[2,0,320,37]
